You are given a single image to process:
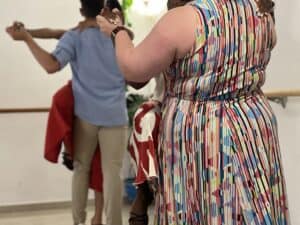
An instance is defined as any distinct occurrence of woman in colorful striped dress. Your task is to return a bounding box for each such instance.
[97,0,290,224]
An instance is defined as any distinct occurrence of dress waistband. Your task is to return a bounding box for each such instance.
[165,89,263,102]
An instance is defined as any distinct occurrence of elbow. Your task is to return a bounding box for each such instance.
[121,66,135,81]
[124,69,152,83]
[127,81,148,90]
[55,34,63,40]
[45,61,60,74]
[120,61,149,83]
[117,51,148,82]
[45,69,57,74]
[45,66,59,74]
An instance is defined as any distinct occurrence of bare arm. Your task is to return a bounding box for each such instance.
[27,28,66,39]
[25,35,60,73]
[15,20,99,40]
[6,26,60,74]
[97,6,198,82]
[10,22,66,40]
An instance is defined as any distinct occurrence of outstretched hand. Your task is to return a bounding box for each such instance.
[96,8,123,37]
[6,21,31,41]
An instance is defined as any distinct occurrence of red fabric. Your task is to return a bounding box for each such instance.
[44,81,103,192]
[128,100,161,185]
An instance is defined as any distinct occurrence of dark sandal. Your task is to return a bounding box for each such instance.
[140,182,154,206]
[129,212,148,225]
[62,151,74,170]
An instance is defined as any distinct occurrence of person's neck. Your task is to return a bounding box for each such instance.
[84,17,96,22]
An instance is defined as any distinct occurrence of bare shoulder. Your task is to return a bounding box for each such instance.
[155,6,197,32]
[126,5,199,80]
[153,5,198,59]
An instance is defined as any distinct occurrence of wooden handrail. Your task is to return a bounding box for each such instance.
[0,107,49,114]
[265,89,300,98]
[0,89,299,114]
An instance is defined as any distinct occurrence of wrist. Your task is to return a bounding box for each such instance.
[26,29,33,37]
[24,32,33,43]
[111,26,134,45]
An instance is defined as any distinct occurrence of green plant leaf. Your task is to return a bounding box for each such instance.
[122,0,133,26]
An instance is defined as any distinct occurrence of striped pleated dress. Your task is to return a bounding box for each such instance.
[154,0,290,224]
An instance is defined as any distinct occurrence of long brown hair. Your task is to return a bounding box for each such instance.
[256,0,275,14]
[255,0,275,22]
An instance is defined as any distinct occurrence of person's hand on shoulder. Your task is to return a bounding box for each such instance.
[96,8,123,37]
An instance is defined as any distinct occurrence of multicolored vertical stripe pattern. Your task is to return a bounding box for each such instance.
[154,0,290,224]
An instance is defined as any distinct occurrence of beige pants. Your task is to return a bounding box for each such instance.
[72,117,128,225]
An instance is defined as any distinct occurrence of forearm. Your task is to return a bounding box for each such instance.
[27,28,66,39]
[24,35,60,73]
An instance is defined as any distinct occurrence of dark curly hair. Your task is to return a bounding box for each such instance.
[80,0,104,18]
[256,0,275,21]
[106,0,122,12]
[80,0,122,18]
[256,0,275,14]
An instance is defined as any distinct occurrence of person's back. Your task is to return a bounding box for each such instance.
[55,27,127,126]
[165,0,276,100]
[51,1,129,225]
[95,0,290,224]
[158,0,290,224]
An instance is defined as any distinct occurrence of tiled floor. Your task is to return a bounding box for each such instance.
[0,204,154,225]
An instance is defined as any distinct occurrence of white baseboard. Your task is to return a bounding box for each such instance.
[0,199,94,214]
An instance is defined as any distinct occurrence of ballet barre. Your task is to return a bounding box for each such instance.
[265,89,300,98]
[0,107,49,114]
[265,89,300,108]
[0,90,299,114]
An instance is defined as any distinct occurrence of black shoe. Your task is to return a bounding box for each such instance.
[129,212,148,225]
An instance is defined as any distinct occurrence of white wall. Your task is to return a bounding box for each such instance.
[270,100,300,224]
[0,0,77,207]
[264,0,300,90]
[0,1,80,108]
[0,0,299,224]
[0,0,161,206]
[0,114,72,206]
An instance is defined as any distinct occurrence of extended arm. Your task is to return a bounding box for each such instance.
[6,25,60,74]
[13,20,99,40]
[9,22,66,40]
[27,23,98,40]
[27,28,66,39]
